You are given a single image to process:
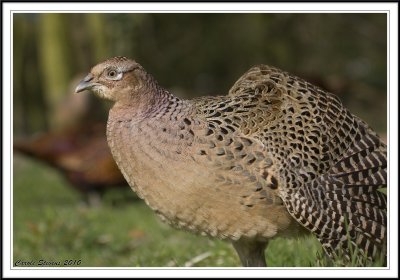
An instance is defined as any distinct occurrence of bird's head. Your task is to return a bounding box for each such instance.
[75,57,151,103]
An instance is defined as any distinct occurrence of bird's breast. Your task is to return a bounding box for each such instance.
[106,113,298,241]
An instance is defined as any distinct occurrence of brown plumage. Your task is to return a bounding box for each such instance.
[14,122,128,204]
[75,57,387,266]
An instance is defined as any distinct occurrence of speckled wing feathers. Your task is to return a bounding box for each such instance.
[222,65,387,262]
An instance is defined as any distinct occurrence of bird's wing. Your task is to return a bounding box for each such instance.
[284,121,387,263]
[190,91,289,217]
[198,65,387,262]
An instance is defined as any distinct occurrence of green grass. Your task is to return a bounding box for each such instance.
[12,154,384,267]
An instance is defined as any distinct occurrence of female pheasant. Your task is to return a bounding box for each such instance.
[75,57,387,266]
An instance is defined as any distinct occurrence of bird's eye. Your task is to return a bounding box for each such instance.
[106,69,123,80]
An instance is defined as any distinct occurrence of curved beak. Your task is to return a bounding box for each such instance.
[75,73,94,93]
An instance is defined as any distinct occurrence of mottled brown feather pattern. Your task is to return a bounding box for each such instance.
[76,57,387,266]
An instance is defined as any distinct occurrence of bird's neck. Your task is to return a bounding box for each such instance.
[110,82,190,122]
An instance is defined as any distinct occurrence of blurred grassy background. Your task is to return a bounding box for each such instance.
[13,13,387,267]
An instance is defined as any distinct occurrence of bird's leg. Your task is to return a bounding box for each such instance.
[232,240,268,267]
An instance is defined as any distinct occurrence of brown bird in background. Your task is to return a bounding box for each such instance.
[75,57,387,266]
[14,122,128,205]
